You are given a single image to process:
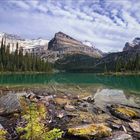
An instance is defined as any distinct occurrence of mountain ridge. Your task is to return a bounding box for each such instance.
[0,32,140,73]
[48,31,103,58]
[123,37,140,51]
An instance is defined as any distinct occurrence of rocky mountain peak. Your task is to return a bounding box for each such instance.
[133,37,140,45]
[123,38,140,51]
[54,31,81,44]
[0,32,24,41]
[48,32,103,58]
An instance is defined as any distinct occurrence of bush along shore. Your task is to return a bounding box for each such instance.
[0,87,140,140]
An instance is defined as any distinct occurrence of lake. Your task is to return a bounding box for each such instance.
[0,73,139,93]
[0,73,140,140]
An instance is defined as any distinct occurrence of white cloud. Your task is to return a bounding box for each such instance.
[0,0,140,52]
[9,0,30,10]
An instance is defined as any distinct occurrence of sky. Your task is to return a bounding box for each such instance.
[0,0,140,52]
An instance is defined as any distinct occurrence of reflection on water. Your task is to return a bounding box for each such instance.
[94,89,140,109]
[0,73,139,92]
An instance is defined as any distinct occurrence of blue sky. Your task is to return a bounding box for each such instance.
[0,0,140,52]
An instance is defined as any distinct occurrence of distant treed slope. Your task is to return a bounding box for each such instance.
[94,50,140,72]
[55,53,99,72]
[55,48,140,73]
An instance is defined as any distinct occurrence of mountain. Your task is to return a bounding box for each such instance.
[1,32,139,73]
[22,38,49,49]
[0,32,24,41]
[123,37,140,51]
[93,38,140,72]
[55,38,140,72]
[0,32,49,53]
[48,32,103,58]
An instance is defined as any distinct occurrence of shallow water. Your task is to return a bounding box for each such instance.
[0,73,139,93]
[0,73,140,140]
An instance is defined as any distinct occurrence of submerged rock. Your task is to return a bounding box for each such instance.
[67,123,112,139]
[105,131,132,140]
[94,89,137,110]
[129,120,140,133]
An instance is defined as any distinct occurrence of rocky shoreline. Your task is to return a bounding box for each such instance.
[0,86,140,140]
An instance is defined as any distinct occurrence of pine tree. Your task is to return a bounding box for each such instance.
[0,39,52,72]
[135,53,140,71]
[104,63,107,73]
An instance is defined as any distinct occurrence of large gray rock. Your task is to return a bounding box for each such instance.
[0,93,21,116]
[94,89,138,110]
[112,131,132,140]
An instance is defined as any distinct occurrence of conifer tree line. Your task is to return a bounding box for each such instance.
[0,38,52,72]
[104,53,140,73]
[115,53,140,72]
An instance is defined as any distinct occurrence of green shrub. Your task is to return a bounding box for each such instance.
[0,129,7,140]
[17,102,63,140]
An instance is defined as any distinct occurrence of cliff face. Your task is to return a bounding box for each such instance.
[48,32,102,58]
[123,38,140,51]
[48,32,82,50]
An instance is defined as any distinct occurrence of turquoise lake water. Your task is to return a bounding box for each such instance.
[0,73,139,92]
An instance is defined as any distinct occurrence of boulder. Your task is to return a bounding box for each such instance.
[107,105,140,122]
[94,89,134,110]
[129,120,140,133]
[67,123,112,139]
[0,93,21,116]
[108,131,132,140]
[64,104,76,112]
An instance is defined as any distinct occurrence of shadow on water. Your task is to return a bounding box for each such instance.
[0,73,139,92]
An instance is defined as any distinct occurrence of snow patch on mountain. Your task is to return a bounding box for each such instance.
[82,40,95,47]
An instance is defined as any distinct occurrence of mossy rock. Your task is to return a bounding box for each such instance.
[108,105,140,121]
[0,125,7,140]
[67,111,95,126]
[116,107,139,118]
[68,123,112,139]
